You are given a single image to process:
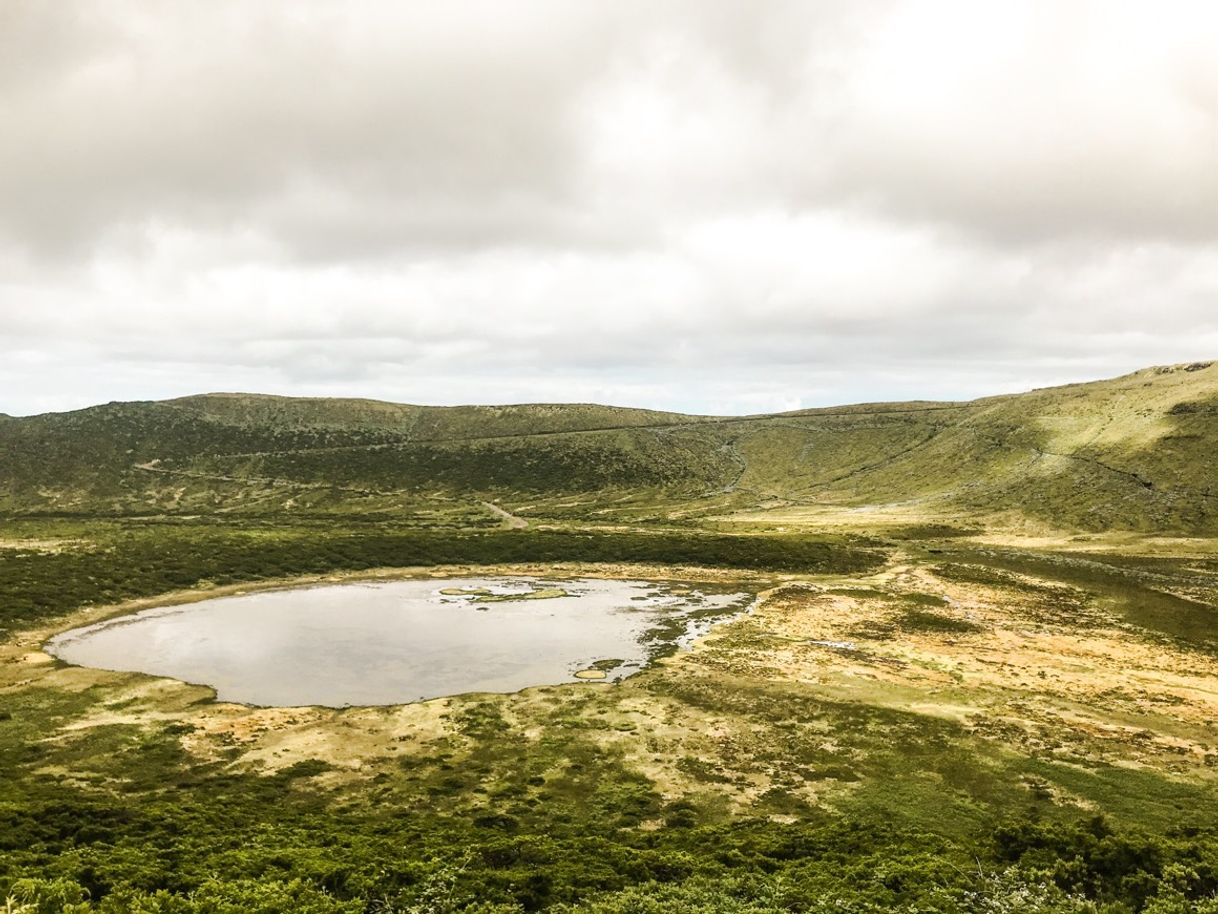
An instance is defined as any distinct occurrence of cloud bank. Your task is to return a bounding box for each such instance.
[2,0,1217,415]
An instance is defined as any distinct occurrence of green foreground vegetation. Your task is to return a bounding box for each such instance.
[3,518,1217,913]
[2,364,1217,912]
[0,521,878,637]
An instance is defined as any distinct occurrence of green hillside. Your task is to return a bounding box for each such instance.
[4,365,1218,914]
[1,362,1215,533]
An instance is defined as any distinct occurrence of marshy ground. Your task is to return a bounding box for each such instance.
[2,516,1217,911]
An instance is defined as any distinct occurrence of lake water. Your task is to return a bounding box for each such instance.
[46,577,751,707]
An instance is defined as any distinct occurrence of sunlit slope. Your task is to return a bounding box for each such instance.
[791,361,1218,531]
[0,363,1214,531]
[708,403,977,501]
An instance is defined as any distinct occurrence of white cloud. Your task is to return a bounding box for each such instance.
[1,1,1216,416]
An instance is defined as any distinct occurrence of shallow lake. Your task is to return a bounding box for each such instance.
[46,577,751,707]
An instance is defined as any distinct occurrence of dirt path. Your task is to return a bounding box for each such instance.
[481,500,528,529]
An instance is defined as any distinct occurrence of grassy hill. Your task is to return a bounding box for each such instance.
[1,361,1215,533]
[3,366,1218,913]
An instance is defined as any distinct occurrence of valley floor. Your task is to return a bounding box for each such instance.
[2,516,1217,912]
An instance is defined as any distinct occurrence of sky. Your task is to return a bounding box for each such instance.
[2,0,1218,417]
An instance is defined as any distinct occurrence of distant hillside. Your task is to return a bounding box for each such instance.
[169,394,700,436]
[1,362,1215,533]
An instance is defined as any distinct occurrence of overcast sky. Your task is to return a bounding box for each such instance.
[2,1,1217,416]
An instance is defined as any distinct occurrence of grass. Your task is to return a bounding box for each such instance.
[895,606,984,634]
[2,360,1217,534]
[2,362,1218,910]
[2,523,1218,910]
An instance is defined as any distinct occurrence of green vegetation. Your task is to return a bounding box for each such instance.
[3,650,1218,912]
[2,363,1218,911]
[0,520,880,634]
[2,362,1216,533]
[895,606,984,635]
[440,586,570,603]
[5,788,1218,913]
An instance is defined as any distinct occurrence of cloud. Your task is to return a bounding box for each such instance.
[0,1,1217,416]
[831,1,1218,242]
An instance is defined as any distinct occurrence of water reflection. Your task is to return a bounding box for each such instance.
[46,577,750,707]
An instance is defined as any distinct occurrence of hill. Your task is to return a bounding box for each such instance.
[1,362,1215,533]
[3,365,1218,913]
